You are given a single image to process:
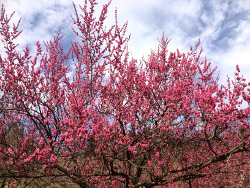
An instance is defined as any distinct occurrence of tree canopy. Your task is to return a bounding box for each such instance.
[0,1,249,187]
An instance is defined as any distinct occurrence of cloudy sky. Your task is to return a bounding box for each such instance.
[1,0,250,85]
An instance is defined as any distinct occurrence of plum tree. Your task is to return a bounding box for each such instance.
[0,1,249,187]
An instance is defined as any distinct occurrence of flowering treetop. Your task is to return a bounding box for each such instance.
[0,1,249,187]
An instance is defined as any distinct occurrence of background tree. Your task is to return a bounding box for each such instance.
[0,0,249,187]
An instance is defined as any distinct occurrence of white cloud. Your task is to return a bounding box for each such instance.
[216,18,250,82]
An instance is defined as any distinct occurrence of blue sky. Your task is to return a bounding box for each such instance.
[1,0,250,85]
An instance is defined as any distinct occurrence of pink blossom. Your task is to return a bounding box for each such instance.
[147,161,152,167]
[24,156,33,163]
[43,165,47,170]
[155,152,160,158]
[50,154,57,163]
